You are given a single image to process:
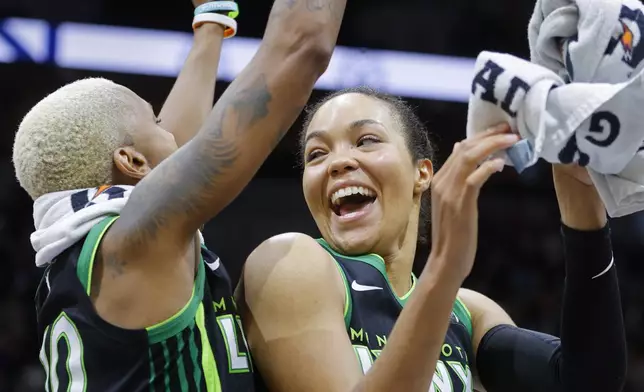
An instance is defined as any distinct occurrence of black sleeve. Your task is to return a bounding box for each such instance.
[476,224,626,392]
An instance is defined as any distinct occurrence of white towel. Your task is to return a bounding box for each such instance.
[526,0,644,217]
[32,186,133,267]
[467,51,644,174]
[529,0,644,83]
[32,185,204,267]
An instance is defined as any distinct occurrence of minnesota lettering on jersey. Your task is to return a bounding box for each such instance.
[350,327,474,392]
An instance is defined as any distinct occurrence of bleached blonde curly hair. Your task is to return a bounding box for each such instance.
[13,78,138,200]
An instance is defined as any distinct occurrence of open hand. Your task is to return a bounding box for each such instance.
[428,123,519,281]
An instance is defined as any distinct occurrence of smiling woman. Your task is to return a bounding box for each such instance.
[300,87,435,248]
[238,85,626,392]
[329,184,376,220]
[300,92,431,259]
[304,119,380,224]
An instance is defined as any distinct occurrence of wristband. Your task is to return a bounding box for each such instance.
[192,13,237,38]
[194,1,239,19]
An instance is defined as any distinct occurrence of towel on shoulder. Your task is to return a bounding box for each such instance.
[31,185,204,267]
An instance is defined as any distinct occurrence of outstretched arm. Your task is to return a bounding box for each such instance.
[105,0,345,259]
[465,165,626,392]
[158,21,225,147]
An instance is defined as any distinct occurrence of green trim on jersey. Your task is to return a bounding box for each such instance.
[316,238,473,339]
[331,259,352,328]
[316,239,415,306]
[453,298,473,338]
[196,303,222,392]
[77,215,119,294]
[146,261,205,344]
[75,214,207,345]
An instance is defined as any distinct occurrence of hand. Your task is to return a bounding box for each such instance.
[428,124,519,281]
[552,164,607,230]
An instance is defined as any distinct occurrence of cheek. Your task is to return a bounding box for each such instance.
[302,166,325,211]
[370,150,414,191]
[149,129,177,165]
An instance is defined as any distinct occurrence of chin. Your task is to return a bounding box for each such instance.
[328,228,379,256]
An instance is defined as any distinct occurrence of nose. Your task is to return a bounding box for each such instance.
[327,153,358,177]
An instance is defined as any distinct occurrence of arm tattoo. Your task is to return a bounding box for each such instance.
[230,75,272,136]
[104,254,128,278]
[115,74,271,249]
[109,0,346,258]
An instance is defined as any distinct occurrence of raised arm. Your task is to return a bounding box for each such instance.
[105,0,345,258]
[466,165,626,392]
[158,20,225,147]
[238,128,519,392]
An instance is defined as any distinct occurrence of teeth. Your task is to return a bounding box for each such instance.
[331,186,375,205]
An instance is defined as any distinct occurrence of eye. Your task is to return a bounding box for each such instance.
[306,149,326,163]
[357,135,381,147]
[155,118,162,124]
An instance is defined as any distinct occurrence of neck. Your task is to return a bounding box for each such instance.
[381,221,419,298]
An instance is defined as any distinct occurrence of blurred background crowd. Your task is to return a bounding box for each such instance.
[0,0,643,390]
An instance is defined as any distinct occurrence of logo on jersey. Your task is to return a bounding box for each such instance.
[70,185,130,212]
[205,256,221,272]
[351,280,383,292]
[450,311,460,324]
[606,5,644,69]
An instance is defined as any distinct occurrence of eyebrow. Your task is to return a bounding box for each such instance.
[304,119,384,145]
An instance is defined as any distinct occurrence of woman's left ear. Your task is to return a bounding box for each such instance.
[414,158,433,194]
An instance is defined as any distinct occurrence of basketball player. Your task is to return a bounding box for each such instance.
[12,0,347,389]
[238,87,626,392]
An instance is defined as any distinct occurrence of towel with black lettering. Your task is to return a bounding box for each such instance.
[526,0,644,217]
[466,51,644,217]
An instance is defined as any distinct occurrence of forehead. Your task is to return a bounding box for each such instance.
[306,93,398,136]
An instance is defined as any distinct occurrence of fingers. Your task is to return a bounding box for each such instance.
[465,158,505,191]
[460,132,519,167]
[437,123,516,187]
[468,123,512,141]
[455,122,517,168]
[447,123,511,162]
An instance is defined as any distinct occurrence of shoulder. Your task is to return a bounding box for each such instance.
[248,232,327,257]
[457,288,515,353]
[244,232,337,283]
[242,232,345,320]
[457,288,513,324]
[457,288,500,313]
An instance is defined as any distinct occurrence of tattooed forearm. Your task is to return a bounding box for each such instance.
[113,75,266,249]
[230,75,272,136]
[265,0,346,34]
[106,0,346,258]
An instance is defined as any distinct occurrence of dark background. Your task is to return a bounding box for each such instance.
[1,0,644,390]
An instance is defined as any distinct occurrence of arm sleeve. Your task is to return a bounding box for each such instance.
[476,224,626,392]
